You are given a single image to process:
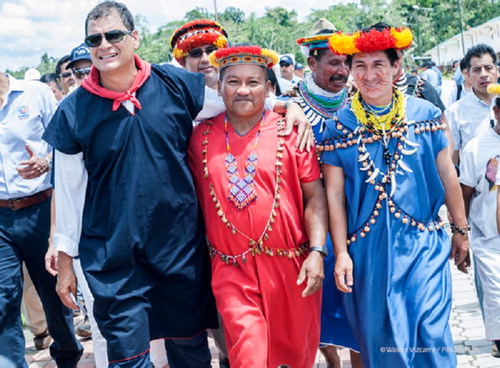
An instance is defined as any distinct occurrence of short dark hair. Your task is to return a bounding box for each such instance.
[40,73,58,84]
[346,48,399,68]
[55,55,71,76]
[346,22,400,67]
[311,48,330,62]
[85,1,134,35]
[463,44,497,71]
[421,61,432,69]
[459,58,467,72]
[495,97,500,109]
[267,68,281,96]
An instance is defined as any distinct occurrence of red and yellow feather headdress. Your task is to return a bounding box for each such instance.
[170,19,229,63]
[208,45,279,70]
[328,27,413,55]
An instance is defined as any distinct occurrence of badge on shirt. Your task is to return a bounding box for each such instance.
[18,105,30,120]
[486,156,499,191]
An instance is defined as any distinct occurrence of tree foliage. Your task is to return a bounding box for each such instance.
[9,1,499,74]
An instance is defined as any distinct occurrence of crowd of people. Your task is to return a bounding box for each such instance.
[0,1,499,367]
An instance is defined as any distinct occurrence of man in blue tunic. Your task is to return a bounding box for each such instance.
[294,19,361,368]
[320,24,470,367]
[43,2,218,367]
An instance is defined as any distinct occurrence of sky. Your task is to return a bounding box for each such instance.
[0,0,355,72]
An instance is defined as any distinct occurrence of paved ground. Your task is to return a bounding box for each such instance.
[23,258,499,367]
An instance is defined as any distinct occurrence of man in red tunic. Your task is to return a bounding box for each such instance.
[189,45,327,367]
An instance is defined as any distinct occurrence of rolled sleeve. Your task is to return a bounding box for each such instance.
[53,151,87,257]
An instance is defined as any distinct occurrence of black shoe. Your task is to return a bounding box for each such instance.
[493,342,500,358]
[219,353,230,368]
[33,330,52,350]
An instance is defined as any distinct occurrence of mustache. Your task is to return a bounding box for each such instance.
[329,75,348,83]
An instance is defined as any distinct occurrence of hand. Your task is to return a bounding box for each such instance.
[297,251,324,297]
[334,252,353,293]
[45,240,58,276]
[284,103,314,152]
[449,233,469,267]
[17,144,49,179]
[456,250,471,274]
[56,252,79,310]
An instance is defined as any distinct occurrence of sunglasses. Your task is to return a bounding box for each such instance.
[279,62,291,67]
[85,29,133,48]
[59,71,73,79]
[188,46,218,59]
[72,67,91,79]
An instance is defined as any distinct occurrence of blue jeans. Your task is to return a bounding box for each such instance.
[0,199,82,368]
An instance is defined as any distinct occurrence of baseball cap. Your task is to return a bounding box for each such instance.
[279,55,293,66]
[24,68,41,81]
[294,63,304,70]
[67,43,91,69]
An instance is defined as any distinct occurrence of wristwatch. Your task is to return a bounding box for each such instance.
[310,245,328,257]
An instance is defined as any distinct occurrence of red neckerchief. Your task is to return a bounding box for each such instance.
[81,54,151,115]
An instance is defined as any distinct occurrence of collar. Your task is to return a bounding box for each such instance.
[471,87,494,107]
[5,74,25,94]
[303,72,345,99]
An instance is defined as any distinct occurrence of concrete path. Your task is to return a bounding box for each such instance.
[23,259,499,367]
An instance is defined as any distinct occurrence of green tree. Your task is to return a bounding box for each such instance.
[220,7,245,24]
[307,4,368,32]
[184,7,213,21]
[37,53,58,76]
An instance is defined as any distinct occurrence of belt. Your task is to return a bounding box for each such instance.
[0,188,52,210]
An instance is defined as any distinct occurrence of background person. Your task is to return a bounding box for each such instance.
[0,70,83,368]
[41,73,65,102]
[459,84,500,359]
[55,55,75,95]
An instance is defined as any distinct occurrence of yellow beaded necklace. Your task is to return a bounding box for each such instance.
[351,89,406,134]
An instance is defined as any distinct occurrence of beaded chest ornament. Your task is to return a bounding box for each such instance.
[225,114,264,210]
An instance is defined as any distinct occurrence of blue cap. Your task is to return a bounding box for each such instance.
[67,43,91,69]
[279,55,293,65]
[294,62,304,70]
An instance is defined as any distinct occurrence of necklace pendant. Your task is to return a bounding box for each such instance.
[226,151,258,210]
[383,148,392,165]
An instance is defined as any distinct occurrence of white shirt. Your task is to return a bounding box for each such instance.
[445,90,494,151]
[459,127,500,249]
[0,75,56,199]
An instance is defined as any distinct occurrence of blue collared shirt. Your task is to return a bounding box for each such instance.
[0,75,57,199]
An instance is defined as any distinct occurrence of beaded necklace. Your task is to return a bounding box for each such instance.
[317,116,447,245]
[224,113,264,210]
[351,89,405,134]
[298,75,348,119]
[201,117,308,266]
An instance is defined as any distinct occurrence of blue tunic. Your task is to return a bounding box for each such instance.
[294,87,359,351]
[43,64,217,363]
[321,96,456,367]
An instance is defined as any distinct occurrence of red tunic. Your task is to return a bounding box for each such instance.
[189,111,321,368]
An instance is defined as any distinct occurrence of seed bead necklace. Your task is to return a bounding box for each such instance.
[200,117,308,266]
[351,89,405,135]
